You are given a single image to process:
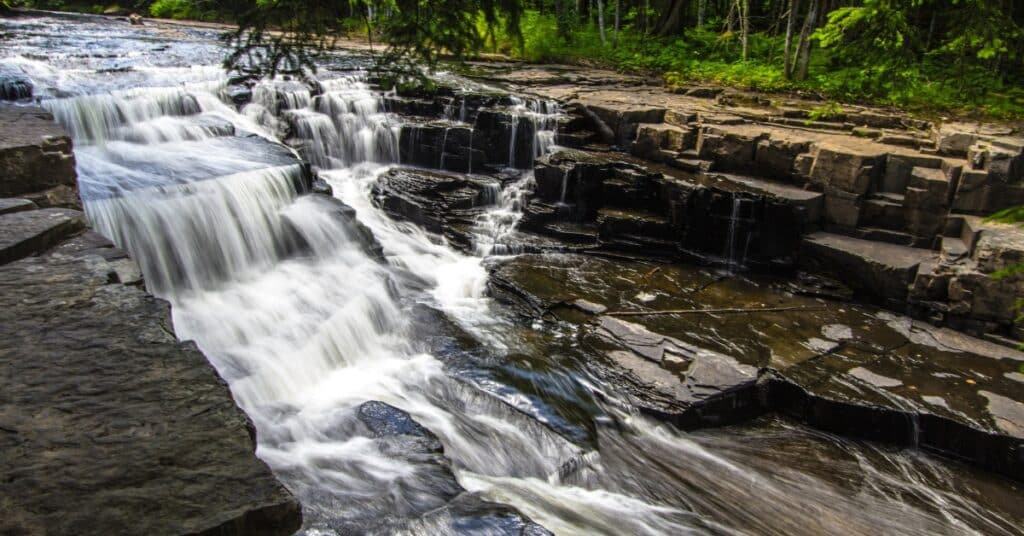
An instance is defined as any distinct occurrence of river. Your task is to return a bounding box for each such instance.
[2,12,1022,535]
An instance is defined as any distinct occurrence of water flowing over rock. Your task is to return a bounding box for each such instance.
[2,13,1024,536]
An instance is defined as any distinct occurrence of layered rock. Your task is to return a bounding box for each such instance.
[487,253,1024,481]
[0,105,302,535]
[0,104,78,209]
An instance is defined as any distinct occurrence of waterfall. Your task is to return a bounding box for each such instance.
[559,168,571,205]
[11,13,1021,534]
[439,127,450,170]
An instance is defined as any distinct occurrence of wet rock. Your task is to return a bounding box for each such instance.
[0,73,32,101]
[488,252,1024,481]
[295,194,384,260]
[316,401,552,535]
[399,122,481,172]
[358,400,444,452]
[799,232,937,306]
[223,85,253,106]
[0,105,77,204]
[372,167,498,248]
[0,241,302,536]
[0,207,85,264]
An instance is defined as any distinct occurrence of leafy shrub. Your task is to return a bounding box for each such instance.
[149,0,200,19]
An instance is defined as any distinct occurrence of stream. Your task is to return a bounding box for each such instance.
[2,12,1023,535]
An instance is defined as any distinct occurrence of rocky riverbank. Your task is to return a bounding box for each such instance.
[356,63,1024,482]
[0,104,303,535]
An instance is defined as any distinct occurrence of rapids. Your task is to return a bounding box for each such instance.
[2,12,1022,535]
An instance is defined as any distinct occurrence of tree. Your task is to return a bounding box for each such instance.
[739,0,750,60]
[794,0,818,80]
[783,0,800,78]
[220,0,522,81]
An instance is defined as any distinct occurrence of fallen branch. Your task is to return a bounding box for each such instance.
[605,305,824,316]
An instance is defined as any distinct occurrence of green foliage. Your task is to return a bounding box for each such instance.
[150,0,200,19]
[807,102,843,122]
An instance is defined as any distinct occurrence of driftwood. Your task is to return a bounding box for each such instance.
[605,305,824,316]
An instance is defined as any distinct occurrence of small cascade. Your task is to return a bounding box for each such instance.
[467,127,475,174]
[723,197,751,271]
[559,168,571,205]
[439,127,450,170]
[508,111,519,169]
[43,87,202,143]
[288,109,341,168]
[86,165,306,296]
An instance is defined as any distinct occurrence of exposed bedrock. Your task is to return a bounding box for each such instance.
[0,105,302,535]
[486,253,1024,481]
[469,78,1024,341]
[371,166,503,251]
[363,74,1023,341]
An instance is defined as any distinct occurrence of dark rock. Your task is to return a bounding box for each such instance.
[0,207,85,264]
[798,232,937,306]
[372,167,498,247]
[357,400,444,452]
[0,74,33,101]
[0,248,302,535]
[0,105,77,202]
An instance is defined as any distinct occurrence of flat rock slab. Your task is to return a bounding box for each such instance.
[487,252,1024,479]
[799,231,937,302]
[0,197,36,215]
[0,207,85,264]
[0,236,301,535]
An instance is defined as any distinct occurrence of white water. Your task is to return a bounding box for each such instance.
[6,14,1022,536]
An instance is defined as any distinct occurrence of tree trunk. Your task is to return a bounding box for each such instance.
[654,0,687,37]
[795,0,819,81]
[613,0,620,48]
[597,0,607,43]
[740,0,750,60]
[697,0,706,26]
[783,0,800,78]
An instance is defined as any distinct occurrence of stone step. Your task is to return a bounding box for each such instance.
[872,191,905,204]
[860,198,905,231]
[704,172,825,225]
[798,231,938,304]
[940,236,969,262]
[543,222,600,244]
[851,226,917,247]
[0,197,36,215]
[0,208,85,265]
[669,157,712,173]
[597,208,674,241]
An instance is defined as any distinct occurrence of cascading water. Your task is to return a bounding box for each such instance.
[6,14,1023,536]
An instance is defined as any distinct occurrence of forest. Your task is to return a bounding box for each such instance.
[9,0,1024,118]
